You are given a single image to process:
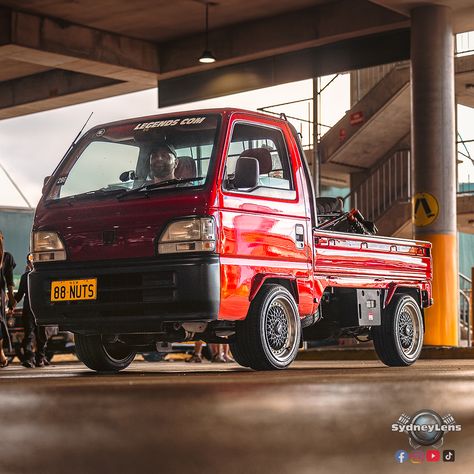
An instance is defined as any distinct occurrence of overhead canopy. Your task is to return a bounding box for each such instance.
[0,0,473,118]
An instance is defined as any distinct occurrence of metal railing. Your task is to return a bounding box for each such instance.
[257,74,342,149]
[259,97,314,149]
[457,134,474,193]
[459,273,472,347]
[343,150,411,222]
[342,132,474,223]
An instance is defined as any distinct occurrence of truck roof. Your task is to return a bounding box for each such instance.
[88,108,286,131]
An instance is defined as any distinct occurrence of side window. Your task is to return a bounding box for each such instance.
[223,123,296,198]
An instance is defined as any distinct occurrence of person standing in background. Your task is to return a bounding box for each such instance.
[16,255,52,368]
[0,231,16,367]
[16,255,35,367]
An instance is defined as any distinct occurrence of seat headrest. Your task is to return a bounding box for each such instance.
[175,156,197,180]
[316,197,344,214]
[239,148,272,174]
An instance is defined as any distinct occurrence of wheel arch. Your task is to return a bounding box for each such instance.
[385,285,423,309]
[392,287,425,332]
[394,287,422,306]
[249,274,299,305]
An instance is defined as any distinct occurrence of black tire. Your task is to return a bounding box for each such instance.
[372,294,424,367]
[75,334,136,373]
[229,334,251,367]
[231,284,301,370]
[45,352,54,363]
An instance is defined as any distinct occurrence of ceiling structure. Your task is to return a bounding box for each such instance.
[0,0,473,119]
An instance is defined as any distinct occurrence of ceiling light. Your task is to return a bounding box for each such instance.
[199,3,216,64]
[199,50,216,63]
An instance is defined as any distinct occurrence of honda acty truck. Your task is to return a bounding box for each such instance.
[29,109,433,372]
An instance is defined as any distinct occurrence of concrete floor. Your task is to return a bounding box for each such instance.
[0,359,473,474]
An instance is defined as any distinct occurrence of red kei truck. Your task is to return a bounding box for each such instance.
[29,109,433,372]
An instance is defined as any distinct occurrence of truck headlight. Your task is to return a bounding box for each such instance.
[31,231,66,262]
[158,217,216,254]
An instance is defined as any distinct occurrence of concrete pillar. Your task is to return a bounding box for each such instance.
[411,5,458,346]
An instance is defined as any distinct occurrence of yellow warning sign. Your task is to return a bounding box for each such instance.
[413,192,439,227]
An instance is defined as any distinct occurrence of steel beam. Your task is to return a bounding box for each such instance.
[158,28,410,107]
[0,70,147,119]
[159,0,408,77]
[0,8,159,85]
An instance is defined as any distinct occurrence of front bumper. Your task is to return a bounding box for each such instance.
[29,255,220,334]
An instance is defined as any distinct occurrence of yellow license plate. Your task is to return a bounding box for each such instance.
[51,278,97,302]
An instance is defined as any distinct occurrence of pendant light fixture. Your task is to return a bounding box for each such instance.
[199,2,216,64]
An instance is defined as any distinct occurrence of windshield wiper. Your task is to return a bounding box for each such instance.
[45,188,125,207]
[117,177,205,200]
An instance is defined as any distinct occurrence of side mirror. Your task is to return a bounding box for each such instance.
[119,170,136,182]
[42,176,51,195]
[233,157,259,189]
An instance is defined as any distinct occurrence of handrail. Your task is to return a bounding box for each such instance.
[342,130,474,223]
[459,272,472,347]
[342,149,411,222]
[459,273,471,285]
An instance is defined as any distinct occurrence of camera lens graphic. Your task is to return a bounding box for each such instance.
[409,410,444,446]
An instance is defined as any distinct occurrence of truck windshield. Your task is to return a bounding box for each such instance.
[47,114,220,201]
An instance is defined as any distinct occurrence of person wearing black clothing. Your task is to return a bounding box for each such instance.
[16,256,51,368]
[0,231,16,368]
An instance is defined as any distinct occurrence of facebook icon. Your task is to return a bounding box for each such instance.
[395,450,409,463]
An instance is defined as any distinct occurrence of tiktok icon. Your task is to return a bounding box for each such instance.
[443,450,456,462]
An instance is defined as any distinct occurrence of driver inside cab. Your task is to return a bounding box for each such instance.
[149,143,178,184]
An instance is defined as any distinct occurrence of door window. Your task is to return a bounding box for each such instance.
[223,122,296,199]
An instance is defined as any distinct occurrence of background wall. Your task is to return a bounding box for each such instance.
[0,208,34,284]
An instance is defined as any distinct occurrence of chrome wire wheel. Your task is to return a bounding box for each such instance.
[232,284,301,370]
[262,294,299,364]
[394,299,423,362]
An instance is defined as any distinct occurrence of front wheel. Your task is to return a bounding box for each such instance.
[372,294,424,367]
[231,284,301,370]
[75,334,136,373]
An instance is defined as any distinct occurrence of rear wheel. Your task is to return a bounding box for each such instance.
[231,284,301,370]
[372,294,424,367]
[75,334,136,373]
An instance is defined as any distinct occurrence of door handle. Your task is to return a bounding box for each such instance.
[295,224,304,249]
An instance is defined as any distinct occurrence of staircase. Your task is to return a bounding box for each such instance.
[343,148,411,236]
[319,64,410,172]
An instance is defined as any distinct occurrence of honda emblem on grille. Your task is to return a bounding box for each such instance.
[103,230,116,245]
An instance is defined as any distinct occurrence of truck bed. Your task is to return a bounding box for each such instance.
[313,229,432,283]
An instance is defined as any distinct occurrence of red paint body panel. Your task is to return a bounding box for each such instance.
[33,108,432,327]
[216,112,313,320]
[314,230,431,281]
[36,191,211,261]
